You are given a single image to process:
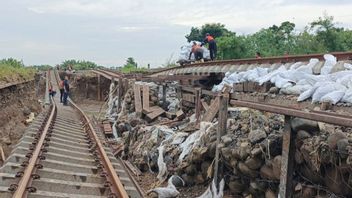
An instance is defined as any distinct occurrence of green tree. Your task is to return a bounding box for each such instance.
[61,60,97,70]
[125,57,138,68]
[185,23,231,42]
[185,27,202,42]
[0,58,24,68]
[310,14,342,52]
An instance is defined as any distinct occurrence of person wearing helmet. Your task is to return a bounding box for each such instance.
[189,42,204,62]
[203,33,217,61]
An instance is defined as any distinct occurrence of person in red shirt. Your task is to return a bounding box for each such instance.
[189,42,204,62]
[202,33,217,61]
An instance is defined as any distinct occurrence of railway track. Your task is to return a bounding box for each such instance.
[0,70,143,197]
[150,52,352,76]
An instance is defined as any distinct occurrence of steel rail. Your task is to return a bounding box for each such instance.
[230,99,352,127]
[12,72,56,198]
[0,79,34,90]
[151,51,352,75]
[54,70,129,198]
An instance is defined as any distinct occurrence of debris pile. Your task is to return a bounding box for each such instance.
[104,79,352,197]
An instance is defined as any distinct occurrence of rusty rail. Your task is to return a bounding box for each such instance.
[0,79,34,90]
[229,99,352,127]
[12,72,56,198]
[151,51,352,75]
[54,70,130,198]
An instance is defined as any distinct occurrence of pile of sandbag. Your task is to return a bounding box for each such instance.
[213,54,352,104]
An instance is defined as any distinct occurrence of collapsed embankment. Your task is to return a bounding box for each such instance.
[101,78,352,198]
[0,73,44,162]
[58,71,111,101]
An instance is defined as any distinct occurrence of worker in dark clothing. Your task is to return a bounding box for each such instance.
[59,78,64,103]
[63,76,69,105]
[189,42,204,62]
[202,33,217,61]
[256,52,262,59]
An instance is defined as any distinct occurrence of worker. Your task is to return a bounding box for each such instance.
[189,42,204,62]
[63,76,70,105]
[48,83,56,97]
[59,78,65,103]
[202,33,217,61]
[255,52,262,59]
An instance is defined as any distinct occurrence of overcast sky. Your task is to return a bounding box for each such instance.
[1,0,352,68]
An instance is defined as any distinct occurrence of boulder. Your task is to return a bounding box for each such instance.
[244,157,263,170]
[337,138,349,159]
[248,129,267,144]
[265,189,276,198]
[228,180,245,194]
[290,118,319,134]
[327,131,347,149]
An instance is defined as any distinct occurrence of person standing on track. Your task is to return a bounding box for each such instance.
[189,42,204,62]
[63,76,70,105]
[59,78,65,103]
[202,33,217,61]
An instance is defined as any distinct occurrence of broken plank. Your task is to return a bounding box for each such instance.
[279,116,295,198]
[134,83,142,117]
[165,112,176,119]
[201,99,209,111]
[142,84,150,112]
[103,123,113,135]
[145,106,165,122]
[202,96,220,122]
[182,93,195,103]
[176,109,185,120]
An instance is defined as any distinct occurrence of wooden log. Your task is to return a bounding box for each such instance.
[162,84,167,109]
[142,84,150,112]
[118,77,123,109]
[214,93,229,186]
[279,116,295,198]
[195,88,201,123]
[233,83,244,92]
[201,99,209,111]
[134,84,142,117]
[202,97,220,122]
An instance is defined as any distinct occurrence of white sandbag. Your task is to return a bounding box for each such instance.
[343,63,352,70]
[342,89,352,103]
[274,75,293,89]
[336,74,352,88]
[157,145,168,182]
[178,122,213,162]
[147,175,184,198]
[312,83,346,103]
[295,58,319,74]
[171,132,189,145]
[297,81,333,102]
[344,63,352,70]
[289,62,303,70]
[257,65,287,85]
[280,84,311,95]
[197,178,225,198]
[320,90,345,104]
[320,54,337,75]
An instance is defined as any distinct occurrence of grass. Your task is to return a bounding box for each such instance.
[0,64,36,83]
[121,66,147,73]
